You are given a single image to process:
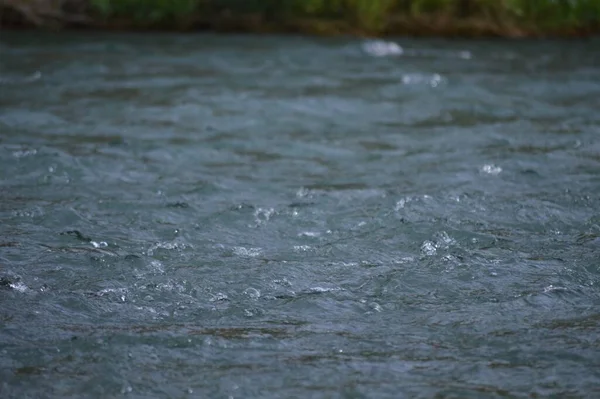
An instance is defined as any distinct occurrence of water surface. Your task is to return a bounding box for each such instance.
[1,32,600,398]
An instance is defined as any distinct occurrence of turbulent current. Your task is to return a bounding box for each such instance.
[1,33,599,398]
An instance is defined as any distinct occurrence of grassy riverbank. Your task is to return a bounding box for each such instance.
[2,0,600,37]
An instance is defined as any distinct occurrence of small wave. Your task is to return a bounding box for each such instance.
[480,164,503,175]
[362,40,404,57]
[12,149,37,158]
[233,246,262,257]
[293,245,313,252]
[421,241,437,256]
[402,73,445,87]
[9,281,28,293]
[402,48,472,60]
[146,241,190,256]
[298,231,320,238]
[254,207,276,226]
[0,71,42,85]
[305,286,343,294]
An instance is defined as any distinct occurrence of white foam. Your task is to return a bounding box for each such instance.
[421,241,437,256]
[480,164,502,175]
[363,40,404,57]
[233,246,262,257]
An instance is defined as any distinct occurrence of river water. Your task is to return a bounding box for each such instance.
[1,32,599,398]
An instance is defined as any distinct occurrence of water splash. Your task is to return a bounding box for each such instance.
[362,40,404,57]
[480,164,503,175]
[232,246,262,257]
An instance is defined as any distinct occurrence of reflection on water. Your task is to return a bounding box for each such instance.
[1,32,600,398]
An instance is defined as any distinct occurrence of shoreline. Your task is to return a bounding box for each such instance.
[1,1,599,39]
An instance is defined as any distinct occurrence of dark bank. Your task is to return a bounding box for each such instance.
[2,0,600,37]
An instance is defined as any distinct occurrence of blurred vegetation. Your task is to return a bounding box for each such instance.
[2,0,600,36]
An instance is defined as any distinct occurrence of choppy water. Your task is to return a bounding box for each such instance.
[1,32,600,398]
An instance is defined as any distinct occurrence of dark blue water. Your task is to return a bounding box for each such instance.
[1,32,600,398]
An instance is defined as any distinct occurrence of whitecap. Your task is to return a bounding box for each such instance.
[402,73,444,87]
[244,287,261,300]
[421,241,437,256]
[233,246,262,257]
[307,286,343,294]
[362,40,404,57]
[9,282,28,293]
[293,245,312,252]
[543,285,566,293]
[254,207,276,225]
[12,149,37,158]
[434,231,455,249]
[146,241,189,256]
[480,164,502,175]
[298,231,320,238]
[209,292,229,302]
